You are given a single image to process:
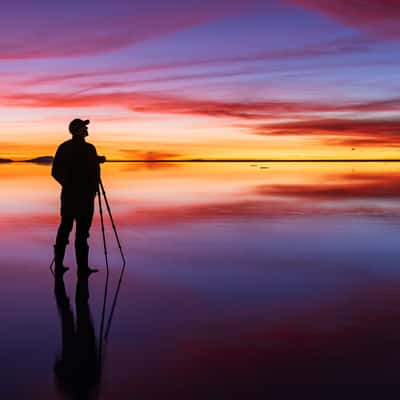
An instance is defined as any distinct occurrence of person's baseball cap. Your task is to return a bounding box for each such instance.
[69,118,90,134]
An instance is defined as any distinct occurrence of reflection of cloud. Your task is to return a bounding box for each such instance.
[178,283,400,384]
[0,200,308,229]
[110,281,400,389]
[6,171,400,231]
[119,162,180,173]
[4,187,400,230]
[256,172,400,200]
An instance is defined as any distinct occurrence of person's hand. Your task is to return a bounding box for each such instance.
[98,155,106,164]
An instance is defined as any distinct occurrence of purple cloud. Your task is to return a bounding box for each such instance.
[0,0,268,59]
[290,0,400,38]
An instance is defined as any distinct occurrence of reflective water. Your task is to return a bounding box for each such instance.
[1,162,400,396]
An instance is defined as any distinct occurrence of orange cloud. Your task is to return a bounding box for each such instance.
[118,149,182,161]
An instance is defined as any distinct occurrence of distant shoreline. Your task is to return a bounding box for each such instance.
[4,159,400,163]
[101,159,400,163]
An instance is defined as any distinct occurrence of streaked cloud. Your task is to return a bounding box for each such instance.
[253,117,400,147]
[3,87,400,118]
[0,0,267,60]
[291,0,400,38]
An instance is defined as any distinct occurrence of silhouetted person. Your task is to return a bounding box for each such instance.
[54,270,100,399]
[52,119,105,275]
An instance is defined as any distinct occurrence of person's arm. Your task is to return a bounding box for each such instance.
[51,145,68,186]
[88,144,101,193]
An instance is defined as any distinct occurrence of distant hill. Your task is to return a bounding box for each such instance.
[0,158,13,163]
[25,156,54,164]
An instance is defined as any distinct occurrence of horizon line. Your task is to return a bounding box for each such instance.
[5,158,400,163]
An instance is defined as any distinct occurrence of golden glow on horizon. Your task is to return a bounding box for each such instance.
[3,140,399,161]
[1,113,398,161]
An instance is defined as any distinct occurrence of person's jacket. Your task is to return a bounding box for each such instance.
[52,136,100,195]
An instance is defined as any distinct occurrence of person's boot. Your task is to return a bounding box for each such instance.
[54,244,69,274]
[75,243,98,277]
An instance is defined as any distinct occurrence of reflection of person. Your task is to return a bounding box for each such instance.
[54,271,100,399]
[52,119,105,275]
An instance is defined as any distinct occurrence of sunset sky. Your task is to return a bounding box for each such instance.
[0,0,399,160]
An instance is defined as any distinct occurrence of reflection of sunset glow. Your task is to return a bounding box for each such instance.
[2,161,400,391]
[2,162,400,228]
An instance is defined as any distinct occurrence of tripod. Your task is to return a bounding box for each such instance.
[50,176,127,359]
[97,177,126,360]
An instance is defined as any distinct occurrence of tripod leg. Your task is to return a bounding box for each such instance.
[98,189,109,358]
[99,179,126,266]
[98,179,127,340]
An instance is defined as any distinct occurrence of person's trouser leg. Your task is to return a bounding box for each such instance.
[75,197,94,272]
[55,215,74,270]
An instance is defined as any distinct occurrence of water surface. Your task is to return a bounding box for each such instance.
[1,162,400,396]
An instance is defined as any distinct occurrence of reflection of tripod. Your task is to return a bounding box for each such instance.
[97,177,126,361]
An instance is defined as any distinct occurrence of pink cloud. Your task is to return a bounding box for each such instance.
[291,0,400,38]
[253,117,400,146]
[3,85,400,122]
[0,0,267,60]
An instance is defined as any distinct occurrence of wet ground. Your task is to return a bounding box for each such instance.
[1,162,400,397]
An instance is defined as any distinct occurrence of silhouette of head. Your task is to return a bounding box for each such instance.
[69,119,89,138]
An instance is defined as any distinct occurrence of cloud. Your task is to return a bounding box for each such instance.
[253,117,400,146]
[290,0,400,38]
[0,0,267,60]
[119,149,182,161]
[3,86,400,122]
[0,16,195,60]
[3,84,400,150]
[324,136,400,148]
[0,91,301,119]
[19,34,377,88]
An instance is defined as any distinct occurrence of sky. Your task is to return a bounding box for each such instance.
[0,0,399,160]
